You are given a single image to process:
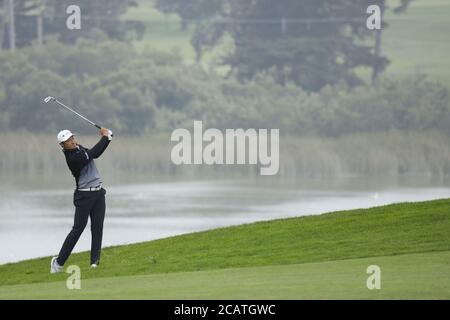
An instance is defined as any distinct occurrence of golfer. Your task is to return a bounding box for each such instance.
[50,128,113,273]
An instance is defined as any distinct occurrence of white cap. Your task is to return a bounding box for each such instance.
[57,129,74,143]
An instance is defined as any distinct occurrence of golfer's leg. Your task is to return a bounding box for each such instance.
[90,190,106,265]
[57,198,90,266]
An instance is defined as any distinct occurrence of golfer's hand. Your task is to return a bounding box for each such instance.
[100,128,109,137]
[100,127,113,140]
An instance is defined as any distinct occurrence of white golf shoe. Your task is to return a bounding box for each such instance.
[90,263,98,269]
[50,257,63,274]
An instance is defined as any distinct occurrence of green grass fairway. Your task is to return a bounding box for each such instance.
[383,0,450,85]
[0,251,448,299]
[1,199,450,286]
[0,199,449,299]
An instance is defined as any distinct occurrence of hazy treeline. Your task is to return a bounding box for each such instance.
[0,39,449,137]
[0,0,142,49]
[1,131,449,178]
[156,0,414,90]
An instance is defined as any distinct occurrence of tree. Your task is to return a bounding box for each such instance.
[0,0,6,50]
[156,0,414,91]
[1,0,144,49]
[7,0,16,50]
[370,0,414,86]
[41,0,144,44]
[13,0,46,46]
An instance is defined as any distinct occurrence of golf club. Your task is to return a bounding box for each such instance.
[44,96,113,136]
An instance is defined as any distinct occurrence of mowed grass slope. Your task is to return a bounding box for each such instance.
[1,251,449,299]
[0,199,449,288]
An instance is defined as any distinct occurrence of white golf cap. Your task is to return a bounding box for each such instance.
[57,129,74,143]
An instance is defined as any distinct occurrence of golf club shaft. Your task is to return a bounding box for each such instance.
[53,98,101,130]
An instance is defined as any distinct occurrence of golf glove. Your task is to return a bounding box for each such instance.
[107,130,113,141]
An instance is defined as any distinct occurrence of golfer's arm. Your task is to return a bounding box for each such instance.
[87,136,111,159]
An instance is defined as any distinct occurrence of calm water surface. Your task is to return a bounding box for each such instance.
[1,175,449,264]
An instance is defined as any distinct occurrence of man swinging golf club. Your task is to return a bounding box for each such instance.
[46,97,113,273]
[50,128,113,273]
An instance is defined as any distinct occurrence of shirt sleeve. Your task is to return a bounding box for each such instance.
[86,136,111,159]
[65,136,111,174]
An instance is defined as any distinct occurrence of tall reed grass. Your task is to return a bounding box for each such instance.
[1,131,449,179]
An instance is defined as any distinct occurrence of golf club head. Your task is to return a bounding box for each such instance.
[44,96,56,103]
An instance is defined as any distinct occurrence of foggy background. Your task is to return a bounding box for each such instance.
[0,0,449,264]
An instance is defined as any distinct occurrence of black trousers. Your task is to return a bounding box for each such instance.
[57,188,106,266]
